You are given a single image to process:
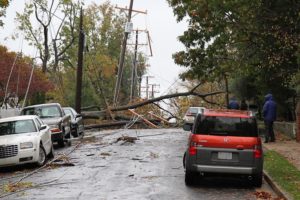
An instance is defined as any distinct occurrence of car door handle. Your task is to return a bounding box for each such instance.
[236,145,244,150]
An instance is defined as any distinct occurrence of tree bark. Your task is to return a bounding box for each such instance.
[296,101,300,142]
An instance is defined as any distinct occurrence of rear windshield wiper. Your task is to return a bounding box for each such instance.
[209,132,228,135]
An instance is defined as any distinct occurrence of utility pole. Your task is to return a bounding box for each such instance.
[149,84,160,98]
[75,8,84,114]
[146,76,149,99]
[130,30,138,102]
[144,75,154,99]
[113,0,134,106]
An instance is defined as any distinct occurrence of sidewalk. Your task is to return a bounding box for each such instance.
[262,133,300,200]
[263,133,300,171]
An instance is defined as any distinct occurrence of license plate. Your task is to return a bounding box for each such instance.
[218,152,232,160]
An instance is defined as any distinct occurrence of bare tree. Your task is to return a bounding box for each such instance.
[16,0,79,73]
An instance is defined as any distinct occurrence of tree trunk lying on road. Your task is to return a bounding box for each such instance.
[82,83,224,119]
[84,119,166,130]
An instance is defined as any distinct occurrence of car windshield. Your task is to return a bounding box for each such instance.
[186,108,200,116]
[22,106,61,118]
[189,108,199,114]
[193,116,257,137]
[0,119,37,136]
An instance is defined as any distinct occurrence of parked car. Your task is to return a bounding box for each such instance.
[183,109,263,187]
[63,107,84,138]
[183,107,205,125]
[20,103,71,147]
[0,115,54,167]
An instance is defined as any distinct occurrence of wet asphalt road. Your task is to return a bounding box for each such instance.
[0,128,277,200]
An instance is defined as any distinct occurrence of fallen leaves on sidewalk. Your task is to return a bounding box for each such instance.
[254,191,285,200]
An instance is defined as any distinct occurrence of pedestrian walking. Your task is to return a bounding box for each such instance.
[263,93,277,143]
[228,97,240,109]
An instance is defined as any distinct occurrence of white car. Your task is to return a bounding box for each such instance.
[183,107,206,125]
[0,115,54,167]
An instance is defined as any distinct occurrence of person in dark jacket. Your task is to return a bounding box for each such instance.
[263,93,277,143]
[228,97,240,109]
[240,99,248,110]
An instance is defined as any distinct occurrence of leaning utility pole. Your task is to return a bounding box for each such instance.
[113,0,134,106]
[75,8,84,114]
[130,30,138,102]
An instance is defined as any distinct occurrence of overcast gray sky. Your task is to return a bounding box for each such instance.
[0,0,187,97]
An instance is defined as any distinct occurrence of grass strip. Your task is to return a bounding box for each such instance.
[264,150,300,199]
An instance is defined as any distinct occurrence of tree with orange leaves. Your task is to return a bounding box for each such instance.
[0,45,53,106]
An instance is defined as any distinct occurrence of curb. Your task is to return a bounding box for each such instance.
[263,170,292,200]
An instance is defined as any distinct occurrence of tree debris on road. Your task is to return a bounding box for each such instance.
[115,135,138,144]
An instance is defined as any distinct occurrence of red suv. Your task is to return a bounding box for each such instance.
[183,109,263,187]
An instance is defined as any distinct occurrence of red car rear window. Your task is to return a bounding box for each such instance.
[193,115,258,137]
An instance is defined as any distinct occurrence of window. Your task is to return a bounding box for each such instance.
[193,116,258,137]
[34,118,42,130]
[0,120,37,136]
[64,109,74,119]
[22,106,61,118]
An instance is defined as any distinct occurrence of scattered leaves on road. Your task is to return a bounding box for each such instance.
[100,152,111,156]
[46,154,74,169]
[115,135,138,144]
[3,182,33,193]
[149,152,159,159]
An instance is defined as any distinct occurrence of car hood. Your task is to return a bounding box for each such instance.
[0,133,38,145]
[41,117,62,125]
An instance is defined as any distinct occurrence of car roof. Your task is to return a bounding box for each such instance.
[203,109,252,118]
[62,107,73,110]
[188,107,205,109]
[0,115,37,122]
[22,103,61,109]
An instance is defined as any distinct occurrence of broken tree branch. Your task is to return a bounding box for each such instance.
[128,109,158,128]
[110,90,225,112]
[152,102,177,120]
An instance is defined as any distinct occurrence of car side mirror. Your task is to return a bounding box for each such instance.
[75,114,82,119]
[39,124,47,131]
[183,124,192,131]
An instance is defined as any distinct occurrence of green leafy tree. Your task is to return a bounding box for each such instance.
[60,2,147,107]
[0,0,9,26]
[168,0,300,111]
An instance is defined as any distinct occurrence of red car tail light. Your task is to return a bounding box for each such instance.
[188,137,198,156]
[254,138,262,158]
[51,128,61,133]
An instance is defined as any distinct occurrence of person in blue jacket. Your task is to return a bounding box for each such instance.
[263,93,277,143]
[228,97,240,109]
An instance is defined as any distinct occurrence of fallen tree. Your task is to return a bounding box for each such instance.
[81,83,225,129]
[82,83,224,119]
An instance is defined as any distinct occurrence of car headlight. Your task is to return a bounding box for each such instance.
[20,142,33,149]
